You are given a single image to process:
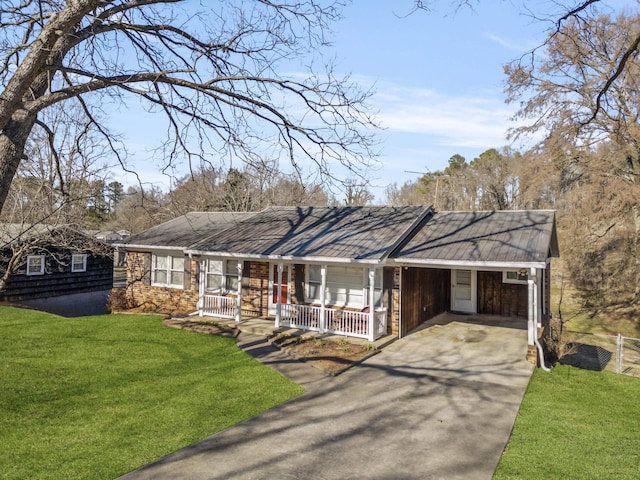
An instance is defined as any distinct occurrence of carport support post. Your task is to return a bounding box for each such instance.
[275,262,283,328]
[235,260,243,324]
[368,268,376,342]
[319,265,327,334]
[198,259,206,317]
[527,267,537,346]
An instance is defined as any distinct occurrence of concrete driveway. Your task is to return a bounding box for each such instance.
[120,315,533,480]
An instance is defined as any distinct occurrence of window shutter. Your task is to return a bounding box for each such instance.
[294,263,305,303]
[241,261,250,296]
[142,253,151,286]
[183,255,191,290]
[382,267,394,310]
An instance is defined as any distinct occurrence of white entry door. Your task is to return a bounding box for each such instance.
[451,269,476,313]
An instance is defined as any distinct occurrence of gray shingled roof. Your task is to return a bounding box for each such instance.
[392,210,558,266]
[120,212,256,249]
[188,206,431,262]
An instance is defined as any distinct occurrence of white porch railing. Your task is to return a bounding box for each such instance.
[280,304,387,340]
[202,295,236,319]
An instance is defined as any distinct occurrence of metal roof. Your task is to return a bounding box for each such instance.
[188,206,431,262]
[391,210,559,267]
[119,212,256,249]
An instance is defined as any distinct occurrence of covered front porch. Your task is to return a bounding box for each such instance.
[200,295,387,341]
[197,261,388,342]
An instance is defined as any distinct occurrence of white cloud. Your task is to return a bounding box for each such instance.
[371,83,515,149]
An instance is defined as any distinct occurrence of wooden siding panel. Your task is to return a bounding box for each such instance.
[477,271,527,317]
[400,268,449,336]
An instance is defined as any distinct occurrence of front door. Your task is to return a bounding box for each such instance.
[451,269,476,313]
[269,264,290,315]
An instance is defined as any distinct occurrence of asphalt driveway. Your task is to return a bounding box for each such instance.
[120,315,533,480]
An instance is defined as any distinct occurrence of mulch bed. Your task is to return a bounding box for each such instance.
[163,318,378,375]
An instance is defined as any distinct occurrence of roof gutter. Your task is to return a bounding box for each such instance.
[389,258,549,270]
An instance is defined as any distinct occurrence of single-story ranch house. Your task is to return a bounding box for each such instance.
[116,206,558,362]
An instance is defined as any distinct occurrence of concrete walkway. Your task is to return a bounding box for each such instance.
[120,316,533,480]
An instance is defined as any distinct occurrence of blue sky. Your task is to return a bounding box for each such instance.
[109,1,564,201]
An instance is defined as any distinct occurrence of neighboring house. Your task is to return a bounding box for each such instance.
[116,206,559,362]
[0,223,114,303]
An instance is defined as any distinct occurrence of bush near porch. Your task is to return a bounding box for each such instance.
[494,364,640,479]
[0,307,304,480]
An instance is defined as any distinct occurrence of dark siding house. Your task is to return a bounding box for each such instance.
[0,224,113,305]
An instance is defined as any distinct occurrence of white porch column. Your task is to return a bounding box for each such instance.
[536,269,543,328]
[319,265,327,334]
[368,267,376,342]
[275,262,283,328]
[198,259,206,316]
[527,267,537,345]
[235,260,243,323]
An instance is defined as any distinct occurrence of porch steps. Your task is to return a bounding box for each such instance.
[217,316,397,350]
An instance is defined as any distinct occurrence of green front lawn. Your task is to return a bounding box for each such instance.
[494,365,640,479]
[0,307,305,480]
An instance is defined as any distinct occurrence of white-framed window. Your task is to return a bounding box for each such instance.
[26,255,45,276]
[205,259,239,292]
[503,270,528,285]
[152,254,184,288]
[307,264,322,302]
[306,265,376,309]
[71,254,87,273]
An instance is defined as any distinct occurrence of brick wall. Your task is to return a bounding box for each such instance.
[125,251,199,316]
[243,261,269,316]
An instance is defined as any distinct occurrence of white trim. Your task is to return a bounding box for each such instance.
[151,253,184,289]
[502,270,528,284]
[71,253,87,273]
[185,250,386,265]
[390,258,548,270]
[26,255,45,276]
[204,257,239,294]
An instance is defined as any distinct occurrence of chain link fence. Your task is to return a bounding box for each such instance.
[560,332,640,378]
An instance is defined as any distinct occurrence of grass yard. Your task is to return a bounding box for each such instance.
[0,307,305,480]
[494,364,640,480]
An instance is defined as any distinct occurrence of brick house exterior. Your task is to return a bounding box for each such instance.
[116,207,559,361]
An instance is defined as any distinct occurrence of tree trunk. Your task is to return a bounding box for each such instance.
[0,112,37,214]
[633,204,640,300]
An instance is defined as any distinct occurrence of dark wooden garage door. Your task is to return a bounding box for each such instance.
[400,267,450,336]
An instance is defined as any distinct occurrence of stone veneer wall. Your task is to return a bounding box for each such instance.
[243,261,269,316]
[126,251,199,316]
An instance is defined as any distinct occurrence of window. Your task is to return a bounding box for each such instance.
[306,265,370,308]
[71,254,87,272]
[26,255,45,276]
[307,264,322,301]
[152,254,184,288]
[503,270,528,284]
[205,259,239,292]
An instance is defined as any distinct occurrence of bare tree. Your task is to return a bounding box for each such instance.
[0,1,379,216]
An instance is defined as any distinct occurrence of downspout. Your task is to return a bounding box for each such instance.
[535,337,551,372]
[531,266,550,372]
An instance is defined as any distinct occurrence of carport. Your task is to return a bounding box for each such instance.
[391,210,559,361]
